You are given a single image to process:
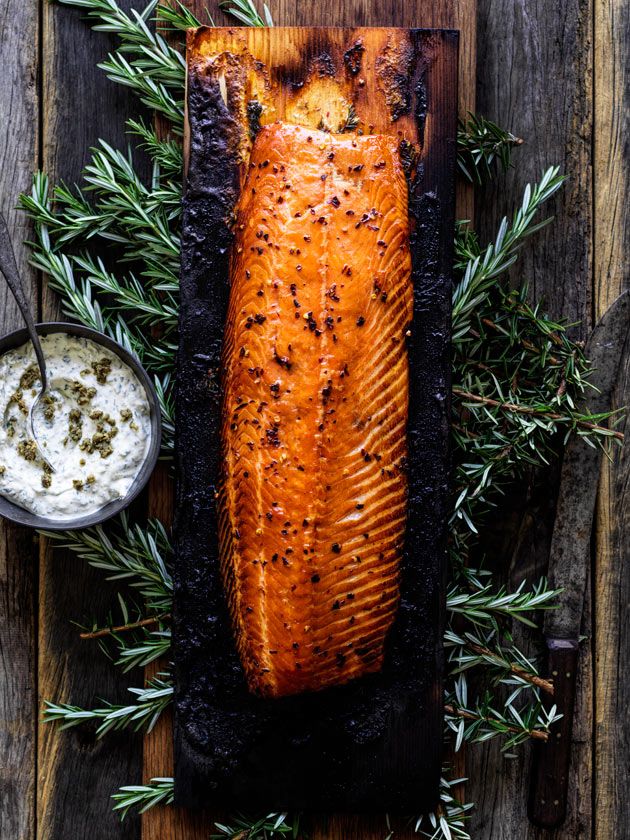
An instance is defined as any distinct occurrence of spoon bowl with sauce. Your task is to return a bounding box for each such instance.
[0,322,162,531]
[0,214,56,471]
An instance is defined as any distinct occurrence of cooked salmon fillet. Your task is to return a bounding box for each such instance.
[218,122,413,697]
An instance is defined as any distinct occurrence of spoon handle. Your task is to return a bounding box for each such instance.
[0,214,47,388]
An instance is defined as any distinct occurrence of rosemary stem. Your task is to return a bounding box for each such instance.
[465,642,554,695]
[80,613,171,639]
[480,316,562,364]
[453,388,624,440]
[444,704,550,741]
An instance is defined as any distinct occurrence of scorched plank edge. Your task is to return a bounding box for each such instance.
[174,26,458,812]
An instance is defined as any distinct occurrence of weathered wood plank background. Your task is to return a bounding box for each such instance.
[0,1,627,839]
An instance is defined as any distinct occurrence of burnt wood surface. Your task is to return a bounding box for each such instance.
[174,26,458,813]
[0,0,628,838]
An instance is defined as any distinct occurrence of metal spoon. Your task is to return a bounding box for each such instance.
[0,213,55,471]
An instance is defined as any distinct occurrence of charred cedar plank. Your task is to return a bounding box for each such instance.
[0,2,38,839]
[36,2,146,838]
[147,5,474,838]
[174,24,456,814]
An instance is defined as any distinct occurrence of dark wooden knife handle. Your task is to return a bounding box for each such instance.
[528,640,579,829]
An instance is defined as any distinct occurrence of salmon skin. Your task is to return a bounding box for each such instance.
[218,122,413,698]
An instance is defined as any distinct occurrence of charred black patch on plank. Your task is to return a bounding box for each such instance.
[246,99,264,141]
[376,38,414,121]
[344,40,365,75]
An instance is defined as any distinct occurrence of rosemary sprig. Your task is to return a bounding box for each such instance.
[19,174,178,361]
[446,577,560,629]
[126,117,183,178]
[414,777,473,840]
[41,512,173,612]
[57,0,183,76]
[457,113,523,184]
[454,388,622,439]
[445,676,561,752]
[449,170,621,534]
[73,254,179,329]
[43,676,172,737]
[112,777,175,819]
[20,171,177,447]
[74,593,172,670]
[212,812,299,839]
[62,140,181,270]
[155,0,207,31]
[445,628,554,695]
[154,372,175,444]
[105,52,185,127]
[57,0,188,126]
[220,0,273,27]
[114,628,172,671]
[453,167,564,338]
[79,611,169,639]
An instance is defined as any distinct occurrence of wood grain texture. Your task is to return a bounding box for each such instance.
[593,0,628,316]
[36,2,147,838]
[267,0,476,151]
[467,0,597,837]
[593,1,630,837]
[0,2,39,839]
[594,347,629,839]
[0,524,37,840]
[475,0,593,336]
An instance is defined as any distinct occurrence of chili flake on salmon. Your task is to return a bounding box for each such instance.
[218,122,413,697]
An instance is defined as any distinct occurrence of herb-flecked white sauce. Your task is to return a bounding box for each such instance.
[0,333,151,520]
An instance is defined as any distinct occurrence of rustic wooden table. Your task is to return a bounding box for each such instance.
[0,1,627,839]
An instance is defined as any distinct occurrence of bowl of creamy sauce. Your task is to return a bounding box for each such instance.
[0,323,161,529]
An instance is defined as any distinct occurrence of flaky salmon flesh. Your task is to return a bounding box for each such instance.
[218,122,413,698]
